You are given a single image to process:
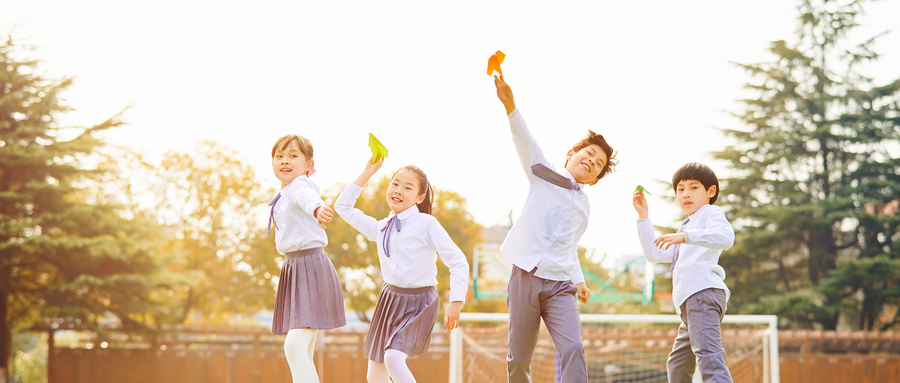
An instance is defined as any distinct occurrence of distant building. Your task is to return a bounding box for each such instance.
[472,225,512,300]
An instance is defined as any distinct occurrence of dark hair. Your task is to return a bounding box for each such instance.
[271,134,314,160]
[567,130,618,180]
[672,162,720,204]
[393,165,433,215]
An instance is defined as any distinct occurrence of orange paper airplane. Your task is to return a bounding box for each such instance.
[487,50,505,76]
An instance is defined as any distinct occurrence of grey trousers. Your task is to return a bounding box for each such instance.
[667,288,733,383]
[507,266,587,383]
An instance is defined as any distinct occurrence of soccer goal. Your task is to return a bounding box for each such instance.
[449,313,779,383]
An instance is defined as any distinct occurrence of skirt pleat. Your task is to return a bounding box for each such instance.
[363,284,439,363]
[271,248,346,334]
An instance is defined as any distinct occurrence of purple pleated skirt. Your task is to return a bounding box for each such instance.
[363,284,439,363]
[271,247,346,334]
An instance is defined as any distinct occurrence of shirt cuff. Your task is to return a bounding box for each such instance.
[507,107,520,118]
[637,218,649,223]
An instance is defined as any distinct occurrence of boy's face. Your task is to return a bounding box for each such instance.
[385,169,425,214]
[272,141,313,188]
[676,179,717,216]
[565,144,607,185]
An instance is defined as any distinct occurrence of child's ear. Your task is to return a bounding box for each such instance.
[566,149,575,161]
[306,159,316,176]
[588,178,599,186]
[707,185,717,199]
[416,193,426,204]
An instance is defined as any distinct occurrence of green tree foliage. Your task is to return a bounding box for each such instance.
[0,39,170,380]
[715,0,900,330]
[133,141,281,325]
[323,176,482,322]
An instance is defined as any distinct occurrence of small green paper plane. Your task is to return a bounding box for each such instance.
[634,185,652,195]
[368,133,389,164]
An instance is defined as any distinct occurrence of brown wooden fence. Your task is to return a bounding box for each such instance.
[48,328,899,383]
[49,329,449,383]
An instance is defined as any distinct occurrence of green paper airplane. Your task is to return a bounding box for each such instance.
[634,185,652,195]
[368,133,389,163]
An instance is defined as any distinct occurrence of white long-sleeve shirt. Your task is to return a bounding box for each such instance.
[637,204,734,314]
[500,108,587,285]
[272,175,328,254]
[334,183,470,303]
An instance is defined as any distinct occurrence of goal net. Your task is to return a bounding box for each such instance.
[449,313,779,383]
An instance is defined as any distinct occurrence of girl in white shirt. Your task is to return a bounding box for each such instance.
[334,156,469,383]
[268,135,346,383]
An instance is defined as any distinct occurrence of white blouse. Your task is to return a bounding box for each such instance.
[334,183,470,303]
[272,175,327,254]
[500,108,588,284]
[637,204,734,314]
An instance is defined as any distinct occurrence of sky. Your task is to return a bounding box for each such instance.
[4,0,900,264]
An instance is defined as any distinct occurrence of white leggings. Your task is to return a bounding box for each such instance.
[284,329,319,383]
[366,349,416,383]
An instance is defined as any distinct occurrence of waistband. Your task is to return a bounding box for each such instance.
[385,284,437,295]
[285,247,325,258]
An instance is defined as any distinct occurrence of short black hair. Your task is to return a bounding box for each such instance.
[672,162,720,204]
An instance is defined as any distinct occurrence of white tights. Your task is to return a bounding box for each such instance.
[366,349,416,383]
[284,329,319,383]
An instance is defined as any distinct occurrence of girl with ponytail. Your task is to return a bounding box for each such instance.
[334,156,469,383]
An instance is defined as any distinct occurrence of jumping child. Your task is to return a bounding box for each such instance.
[494,73,618,383]
[334,156,469,383]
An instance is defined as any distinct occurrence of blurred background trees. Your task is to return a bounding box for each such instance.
[0,39,171,382]
[716,0,900,330]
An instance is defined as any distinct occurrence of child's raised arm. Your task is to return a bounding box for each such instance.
[334,156,385,242]
[494,74,516,115]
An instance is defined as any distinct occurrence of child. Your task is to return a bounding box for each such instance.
[268,134,346,383]
[494,73,617,383]
[632,162,735,382]
[334,157,469,383]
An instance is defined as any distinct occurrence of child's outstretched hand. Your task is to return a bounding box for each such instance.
[494,74,516,115]
[443,301,462,330]
[314,206,334,229]
[576,282,591,304]
[654,232,686,250]
[632,190,649,219]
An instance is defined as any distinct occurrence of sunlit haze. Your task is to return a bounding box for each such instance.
[4,0,899,262]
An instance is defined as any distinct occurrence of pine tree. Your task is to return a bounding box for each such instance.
[716,0,900,330]
[0,38,168,381]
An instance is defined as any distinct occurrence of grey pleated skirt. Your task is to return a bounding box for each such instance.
[363,284,439,363]
[271,247,346,334]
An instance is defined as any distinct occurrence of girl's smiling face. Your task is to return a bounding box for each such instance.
[676,179,717,216]
[386,169,425,214]
[272,141,313,188]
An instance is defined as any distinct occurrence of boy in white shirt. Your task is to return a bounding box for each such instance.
[494,73,617,383]
[632,162,735,382]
